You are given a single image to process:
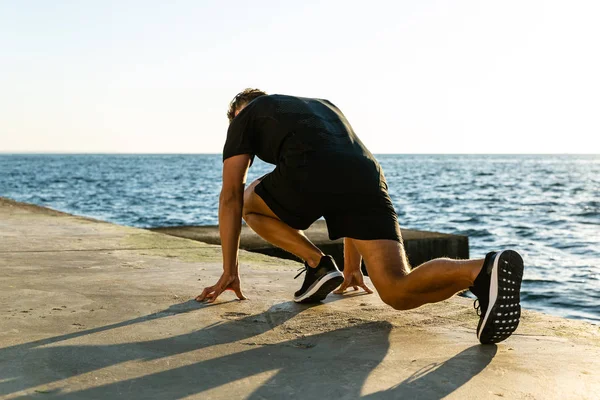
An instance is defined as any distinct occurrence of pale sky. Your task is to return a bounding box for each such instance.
[1,0,599,154]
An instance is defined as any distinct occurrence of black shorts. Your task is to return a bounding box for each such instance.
[254,153,401,242]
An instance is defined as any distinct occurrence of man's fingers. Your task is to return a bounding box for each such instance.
[334,282,349,294]
[361,283,374,294]
[233,286,248,300]
[196,290,214,302]
[207,287,224,303]
[195,286,214,302]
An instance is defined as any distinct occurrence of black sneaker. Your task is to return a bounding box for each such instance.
[470,250,524,344]
[293,255,344,303]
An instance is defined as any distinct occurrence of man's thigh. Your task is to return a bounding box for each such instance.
[243,179,280,220]
[351,238,410,291]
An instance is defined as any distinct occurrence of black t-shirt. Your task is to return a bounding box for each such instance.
[223,94,376,167]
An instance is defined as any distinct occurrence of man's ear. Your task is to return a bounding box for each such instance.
[234,103,247,118]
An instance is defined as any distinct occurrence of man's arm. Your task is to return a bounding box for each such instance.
[334,237,373,294]
[196,154,251,302]
[343,237,362,272]
[219,154,252,276]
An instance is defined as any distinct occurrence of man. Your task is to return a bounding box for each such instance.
[196,88,524,344]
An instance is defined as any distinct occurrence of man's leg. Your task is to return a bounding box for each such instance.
[349,238,484,310]
[243,179,344,303]
[242,180,324,268]
[243,178,481,307]
[351,237,525,344]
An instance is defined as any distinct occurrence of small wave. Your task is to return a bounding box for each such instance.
[522,292,555,301]
[576,220,600,226]
[522,201,563,207]
[583,200,600,208]
[475,184,496,190]
[553,242,589,250]
[570,187,586,195]
[523,278,558,285]
[573,211,599,218]
[450,216,482,224]
[72,176,98,183]
[547,299,598,309]
[571,272,600,280]
[456,228,493,238]
[540,219,570,227]
[515,227,535,238]
[48,178,70,185]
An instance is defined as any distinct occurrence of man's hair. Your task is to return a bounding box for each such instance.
[227,88,267,123]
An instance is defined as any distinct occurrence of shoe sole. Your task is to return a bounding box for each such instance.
[294,271,344,303]
[478,250,524,344]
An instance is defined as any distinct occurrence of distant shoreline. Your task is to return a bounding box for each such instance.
[1,152,599,156]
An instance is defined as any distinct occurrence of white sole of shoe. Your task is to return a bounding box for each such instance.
[478,252,500,341]
[293,271,343,303]
[478,250,524,344]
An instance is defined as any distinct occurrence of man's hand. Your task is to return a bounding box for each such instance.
[333,269,373,294]
[196,273,247,303]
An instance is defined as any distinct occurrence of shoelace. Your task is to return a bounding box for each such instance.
[294,266,307,279]
[473,299,481,316]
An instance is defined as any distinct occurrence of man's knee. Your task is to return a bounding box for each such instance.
[380,292,413,311]
[243,180,259,203]
[376,279,415,311]
[242,179,280,223]
[242,180,260,219]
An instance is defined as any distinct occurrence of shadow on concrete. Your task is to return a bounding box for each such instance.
[44,322,393,399]
[1,300,495,399]
[0,300,213,356]
[0,300,302,396]
[366,345,497,399]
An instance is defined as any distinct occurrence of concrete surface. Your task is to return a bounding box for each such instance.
[150,222,470,271]
[1,197,599,399]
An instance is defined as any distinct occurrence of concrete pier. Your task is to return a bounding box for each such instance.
[1,197,599,399]
[150,221,470,270]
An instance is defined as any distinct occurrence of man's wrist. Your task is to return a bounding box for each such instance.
[344,265,361,274]
[222,266,239,277]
